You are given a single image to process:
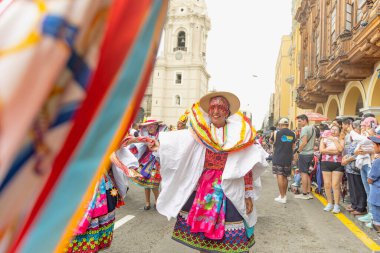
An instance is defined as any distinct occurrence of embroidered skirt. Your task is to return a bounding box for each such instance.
[130,158,161,189]
[172,191,255,253]
[65,211,115,253]
[129,166,161,188]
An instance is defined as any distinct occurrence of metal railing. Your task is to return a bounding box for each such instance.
[173,46,187,52]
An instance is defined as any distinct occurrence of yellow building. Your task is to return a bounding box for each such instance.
[295,0,380,122]
[272,0,310,130]
[287,0,309,129]
[274,36,292,126]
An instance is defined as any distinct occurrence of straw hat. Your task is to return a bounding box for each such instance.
[199,91,240,115]
[139,117,163,127]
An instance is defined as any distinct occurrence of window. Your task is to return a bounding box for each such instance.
[315,32,320,66]
[346,3,353,31]
[177,31,186,47]
[175,95,181,106]
[174,31,187,52]
[331,6,336,43]
[330,4,337,54]
[175,73,182,84]
[357,0,365,23]
[358,0,366,8]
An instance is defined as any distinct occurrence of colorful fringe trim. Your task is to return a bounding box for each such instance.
[65,211,115,253]
[172,213,255,253]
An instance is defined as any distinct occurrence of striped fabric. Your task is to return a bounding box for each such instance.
[0,0,168,252]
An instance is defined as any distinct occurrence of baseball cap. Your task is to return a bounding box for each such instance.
[368,134,380,144]
[278,118,289,125]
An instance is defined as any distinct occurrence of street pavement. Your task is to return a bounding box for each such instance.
[106,167,377,253]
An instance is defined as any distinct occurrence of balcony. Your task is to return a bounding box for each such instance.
[173,46,187,52]
[295,0,380,108]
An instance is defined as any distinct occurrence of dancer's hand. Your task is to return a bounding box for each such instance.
[148,139,160,151]
[121,137,139,146]
[245,198,253,214]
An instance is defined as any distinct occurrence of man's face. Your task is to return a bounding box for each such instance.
[208,96,229,128]
[297,118,306,128]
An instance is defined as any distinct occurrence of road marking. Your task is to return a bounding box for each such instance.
[114,215,135,230]
[312,192,380,252]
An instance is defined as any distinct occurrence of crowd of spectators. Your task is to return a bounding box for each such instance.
[259,113,380,234]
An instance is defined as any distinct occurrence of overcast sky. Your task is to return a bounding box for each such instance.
[205,0,292,129]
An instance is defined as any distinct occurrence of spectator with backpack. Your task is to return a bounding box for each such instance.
[270,118,296,204]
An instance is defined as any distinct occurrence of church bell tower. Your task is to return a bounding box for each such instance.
[149,0,211,126]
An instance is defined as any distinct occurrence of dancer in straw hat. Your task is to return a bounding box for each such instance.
[149,91,268,253]
[111,117,167,210]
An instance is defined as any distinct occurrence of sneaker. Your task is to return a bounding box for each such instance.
[275,197,287,204]
[358,213,372,223]
[366,222,373,228]
[332,205,341,214]
[307,193,314,199]
[324,203,333,212]
[291,182,300,187]
[294,194,310,200]
[275,195,287,201]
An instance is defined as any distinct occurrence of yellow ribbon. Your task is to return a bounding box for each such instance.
[0,0,46,57]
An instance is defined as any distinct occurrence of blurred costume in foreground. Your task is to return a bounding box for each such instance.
[0,1,168,252]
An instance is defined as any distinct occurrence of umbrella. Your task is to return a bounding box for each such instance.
[304,112,328,121]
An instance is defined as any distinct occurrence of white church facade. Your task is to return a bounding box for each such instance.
[140,0,211,126]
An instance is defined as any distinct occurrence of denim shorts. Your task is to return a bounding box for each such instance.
[298,154,314,174]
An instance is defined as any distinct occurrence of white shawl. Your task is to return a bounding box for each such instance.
[156,129,268,227]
